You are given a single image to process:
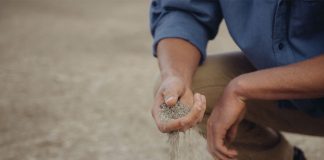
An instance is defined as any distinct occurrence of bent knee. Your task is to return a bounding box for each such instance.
[192,53,255,113]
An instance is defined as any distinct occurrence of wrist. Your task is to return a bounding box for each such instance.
[157,38,200,89]
[227,75,249,102]
[160,66,194,85]
[161,73,192,88]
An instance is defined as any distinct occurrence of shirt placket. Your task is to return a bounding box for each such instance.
[272,0,291,66]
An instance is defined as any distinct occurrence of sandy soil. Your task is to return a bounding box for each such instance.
[0,0,323,159]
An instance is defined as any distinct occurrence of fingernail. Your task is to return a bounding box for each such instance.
[165,96,175,102]
[194,93,199,100]
[198,94,203,102]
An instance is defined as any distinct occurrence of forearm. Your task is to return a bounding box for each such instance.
[234,54,324,100]
[157,38,201,86]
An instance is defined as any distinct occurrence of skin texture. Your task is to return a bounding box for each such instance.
[152,38,324,160]
[151,38,206,133]
[207,55,324,160]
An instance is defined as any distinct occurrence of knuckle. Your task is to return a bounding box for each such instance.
[163,87,175,94]
[162,88,171,95]
[187,117,196,124]
[188,116,195,122]
[193,112,201,119]
[162,89,169,95]
[189,116,197,123]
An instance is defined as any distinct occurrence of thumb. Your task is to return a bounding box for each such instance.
[226,123,239,143]
[227,108,246,143]
[163,88,180,107]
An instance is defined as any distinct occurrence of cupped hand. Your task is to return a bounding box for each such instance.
[207,81,247,160]
[151,76,206,133]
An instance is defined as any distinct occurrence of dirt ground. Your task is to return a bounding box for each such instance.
[0,0,323,160]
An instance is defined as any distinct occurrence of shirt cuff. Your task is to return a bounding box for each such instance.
[152,11,209,64]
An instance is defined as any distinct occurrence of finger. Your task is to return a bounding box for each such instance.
[152,94,163,119]
[226,109,245,143]
[159,93,204,132]
[226,123,239,143]
[185,93,206,126]
[213,126,238,158]
[152,95,169,132]
[198,94,206,123]
[185,93,203,121]
[162,93,205,132]
[207,123,214,155]
[162,88,180,107]
[214,151,232,160]
[207,123,230,160]
[158,118,183,133]
[176,93,203,128]
[214,140,237,160]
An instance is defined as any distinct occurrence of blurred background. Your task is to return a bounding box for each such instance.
[0,0,323,160]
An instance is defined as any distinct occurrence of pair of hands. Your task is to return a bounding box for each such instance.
[152,76,246,160]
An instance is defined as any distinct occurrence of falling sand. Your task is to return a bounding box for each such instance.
[159,102,193,160]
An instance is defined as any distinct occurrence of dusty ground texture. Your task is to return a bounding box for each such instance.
[0,0,323,160]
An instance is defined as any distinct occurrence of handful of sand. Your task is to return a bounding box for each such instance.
[159,101,191,122]
[159,101,192,160]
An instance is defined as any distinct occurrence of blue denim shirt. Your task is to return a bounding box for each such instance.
[150,0,324,117]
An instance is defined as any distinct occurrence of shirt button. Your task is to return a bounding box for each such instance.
[278,43,284,50]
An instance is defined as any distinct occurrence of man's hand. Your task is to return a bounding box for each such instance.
[207,79,246,160]
[152,38,205,133]
[151,76,206,133]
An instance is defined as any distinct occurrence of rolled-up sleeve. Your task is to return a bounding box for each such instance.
[150,0,223,63]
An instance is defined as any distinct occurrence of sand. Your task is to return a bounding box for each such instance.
[159,102,192,160]
[160,102,191,122]
[0,0,323,160]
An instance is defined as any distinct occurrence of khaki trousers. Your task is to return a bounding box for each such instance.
[191,52,324,160]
